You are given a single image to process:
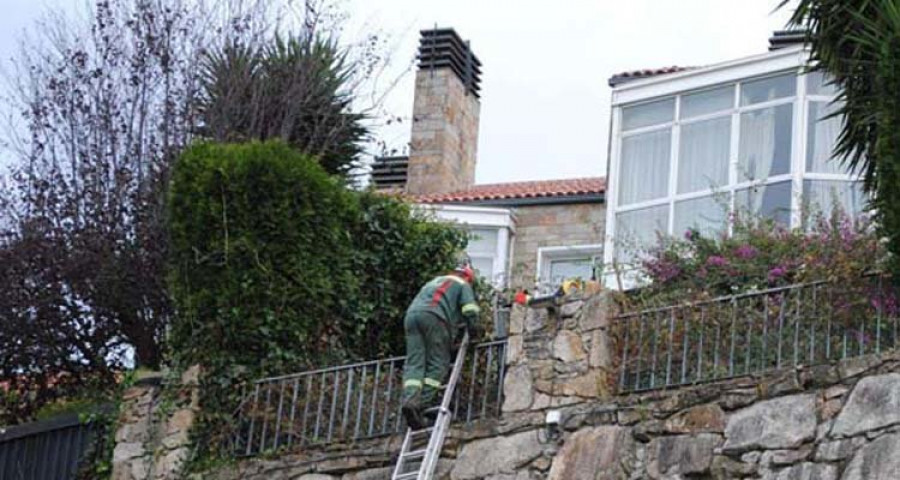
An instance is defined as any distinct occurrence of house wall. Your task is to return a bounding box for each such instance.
[509,202,606,290]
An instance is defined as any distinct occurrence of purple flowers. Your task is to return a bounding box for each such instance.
[768,266,787,282]
[706,256,729,267]
[645,258,682,283]
[734,244,757,260]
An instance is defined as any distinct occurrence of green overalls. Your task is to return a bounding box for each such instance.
[402,275,480,410]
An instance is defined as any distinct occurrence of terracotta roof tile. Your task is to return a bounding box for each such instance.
[415,177,606,204]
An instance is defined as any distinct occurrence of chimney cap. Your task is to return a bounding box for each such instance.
[769,29,807,50]
[418,27,482,97]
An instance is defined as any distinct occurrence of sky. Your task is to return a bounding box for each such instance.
[0,0,796,184]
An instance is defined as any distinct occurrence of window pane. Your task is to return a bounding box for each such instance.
[735,181,792,226]
[738,104,793,181]
[619,129,671,205]
[678,117,731,193]
[681,85,734,119]
[468,228,498,255]
[807,101,847,174]
[807,71,838,96]
[471,256,494,281]
[615,205,669,262]
[803,180,866,219]
[622,98,675,130]
[740,73,796,105]
[674,195,728,239]
[549,258,595,283]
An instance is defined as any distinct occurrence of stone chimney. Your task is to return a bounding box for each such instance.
[406,28,482,196]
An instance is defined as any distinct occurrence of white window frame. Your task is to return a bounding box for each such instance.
[536,244,604,292]
[416,204,515,287]
[603,46,861,289]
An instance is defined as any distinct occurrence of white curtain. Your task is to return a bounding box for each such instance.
[804,180,865,218]
[736,181,792,226]
[615,205,669,262]
[739,104,792,181]
[807,101,845,174]
[673,195,728,238]
[678,117,731,193]
[619,129,671,205]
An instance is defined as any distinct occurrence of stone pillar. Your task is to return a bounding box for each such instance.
[111,366,201,480]
[502,292,614,413]
[406,29,481,196]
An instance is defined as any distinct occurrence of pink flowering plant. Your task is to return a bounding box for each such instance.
[612,210,897,390]
[634,210,884,305]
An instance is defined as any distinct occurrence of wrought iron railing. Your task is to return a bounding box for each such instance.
[615,277,899,393]
[232,339,507,457]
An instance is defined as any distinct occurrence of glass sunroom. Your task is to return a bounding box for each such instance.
[603,45,864,284]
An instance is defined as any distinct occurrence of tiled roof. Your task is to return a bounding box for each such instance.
[415,177,606,204]
[608,65,696,87]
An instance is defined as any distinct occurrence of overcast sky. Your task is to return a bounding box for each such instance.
[0,0,796,184]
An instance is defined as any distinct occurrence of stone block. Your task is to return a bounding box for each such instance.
[831,373,900,437]
[316,457,367,474]
[451,431,543,480]
[711,455,756,478]
[154,447,188,479]
[509,306,526,335]
[722,394,816,453]
[588,329,612,369]
[760,446,812,466]
[506,335,523,365]
[525,308,549,333]
[552,330,586,363]
[502,365,534,412]
[814,438,861,462]
[647,433,722,479]
[559,301,583,319]
[761,462,836,480]
[841,432,900,480]
[664,403,726,434]
[558,370,605,398]
[547,426,633,480]
[112,442,144,464]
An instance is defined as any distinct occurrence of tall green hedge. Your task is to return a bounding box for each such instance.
[166,141,466,451]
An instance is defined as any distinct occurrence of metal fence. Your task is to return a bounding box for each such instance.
[615,277,899,393]
[232,339,507,457]
[0,412,106,480]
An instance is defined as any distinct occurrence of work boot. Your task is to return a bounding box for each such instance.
[401,392,425,431]
[402,403,425,430]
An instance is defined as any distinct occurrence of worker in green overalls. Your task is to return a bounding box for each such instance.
[401,259,482,430]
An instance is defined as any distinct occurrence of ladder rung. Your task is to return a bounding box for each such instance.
[393,472,420,480]
[402,449,427,459]
[408,427,433,436]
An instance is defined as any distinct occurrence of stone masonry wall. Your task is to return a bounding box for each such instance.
[203,293,900,480]
[509,203,606,290]
[406,68,480,196]
[112,367,200,480]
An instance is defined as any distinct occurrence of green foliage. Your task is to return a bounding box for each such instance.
[784,0,900,271]
[166,141,466,455]
[198,34,366,177]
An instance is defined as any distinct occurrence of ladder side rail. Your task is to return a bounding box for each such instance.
[419,333,470,479]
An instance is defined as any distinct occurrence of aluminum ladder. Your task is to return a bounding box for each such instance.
[391,333,469,480]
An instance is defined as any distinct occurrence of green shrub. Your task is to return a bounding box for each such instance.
[166,141,467,455]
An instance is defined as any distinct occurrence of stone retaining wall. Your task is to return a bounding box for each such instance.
[143,293,900,479]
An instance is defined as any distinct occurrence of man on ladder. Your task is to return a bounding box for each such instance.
[401,258,482,430]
